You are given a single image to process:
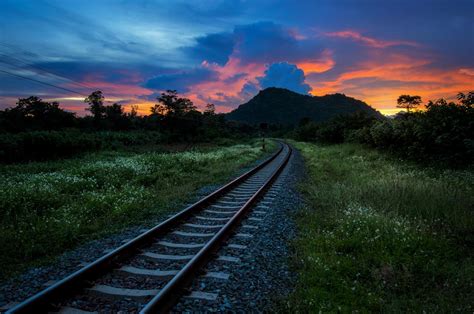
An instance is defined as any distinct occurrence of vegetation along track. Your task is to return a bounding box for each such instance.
[7,142,292,314]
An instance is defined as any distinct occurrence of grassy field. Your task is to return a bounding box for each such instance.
[0,139,274,280]
[286,141,473,312]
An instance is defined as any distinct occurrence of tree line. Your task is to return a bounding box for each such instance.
[0,90,229,134]
[0,90,258,163]
[294,92,474,167]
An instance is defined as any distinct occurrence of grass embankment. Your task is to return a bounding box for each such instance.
[286,141,473,312]
[0,139,275,280]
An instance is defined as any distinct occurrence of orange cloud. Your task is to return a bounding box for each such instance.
[297,49,335,74]
[306,52,474,114]
[459,68,474,76]
[34,29,474,117]
[324,30,419,48]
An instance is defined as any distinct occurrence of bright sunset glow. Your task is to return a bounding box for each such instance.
[1,1,473,115]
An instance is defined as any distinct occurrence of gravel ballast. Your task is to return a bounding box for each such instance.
[173,145,305,312]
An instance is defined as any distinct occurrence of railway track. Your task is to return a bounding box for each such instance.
[6,142,292,314]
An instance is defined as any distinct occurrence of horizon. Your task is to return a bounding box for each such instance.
[1,0,473,116]
[0,87,397,117]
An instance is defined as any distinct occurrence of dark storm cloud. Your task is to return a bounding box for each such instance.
[183,32,235,66]
[183,21,324,65]
[233,22,300,63]
[257,62,312,94]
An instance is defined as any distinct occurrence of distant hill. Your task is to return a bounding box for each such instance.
[226,87,382,125]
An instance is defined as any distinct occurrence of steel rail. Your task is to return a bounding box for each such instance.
[141,143,292,313]
[7,144,285,314]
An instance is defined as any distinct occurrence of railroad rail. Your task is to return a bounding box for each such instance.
[6,142,292,314]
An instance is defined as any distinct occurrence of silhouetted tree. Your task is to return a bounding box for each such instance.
[397,95,422,112]
[104,103,130,130]
[130,105,139,117]
[204,103,216,116]
[457,92,474,108]
[359,91,474,166]
[151,90,196,118]
[85,91,106,123]
[104,103,123,119]
[0,96,75,132]
[149,90,202,135]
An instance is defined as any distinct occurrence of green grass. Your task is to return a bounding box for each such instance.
[0,139,275,281]
[285,141,473,312]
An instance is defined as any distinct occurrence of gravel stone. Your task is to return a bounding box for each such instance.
[173,144,305,312]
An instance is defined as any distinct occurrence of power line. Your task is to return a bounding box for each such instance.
[0,55,96,93]
[0,51,101,92]
[0,41,104,92]
[0,68,87,96]
[0,53,98,92]
[0,42,117,103]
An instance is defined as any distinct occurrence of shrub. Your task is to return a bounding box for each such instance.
[362,99,474,166]
[293,92,474,167]
[0,130,163,163]
[294,112,380,144]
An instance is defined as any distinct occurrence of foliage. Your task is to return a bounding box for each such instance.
[0,130,164,163]
[285,141,473,312]
[85,90,106,122]
[396,94,422,112]
[362,95,474,166]
[151,89,197,117]
[293,92,474,167]
[0,140,272,280]
[0,91,264,162]
[0,96,76,132]
[294,112,380,144]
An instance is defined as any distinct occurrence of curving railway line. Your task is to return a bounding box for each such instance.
[6,142,292,313]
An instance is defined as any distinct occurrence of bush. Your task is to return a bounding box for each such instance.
[0,131,164,163]
[294,112,380,144]
[361,99,474,166]
[293,93,474,167]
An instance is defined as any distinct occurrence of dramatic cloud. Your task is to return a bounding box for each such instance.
[257,62,312,94]
[233,22,300,64]
[1,0,473,115]
[143,68,219,93]
[184,32,234,66]
[183,21,323,66]
[324,30,419,49]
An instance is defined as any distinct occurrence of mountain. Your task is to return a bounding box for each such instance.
[226,87,382,125]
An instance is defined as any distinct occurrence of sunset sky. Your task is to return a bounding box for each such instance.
[0,0,473,115]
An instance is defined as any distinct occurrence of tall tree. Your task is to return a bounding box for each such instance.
[151,90,196,117]
[397,95,422,112]
[85,90,105,121]
[129,104,139,117]
[457,92,474,108]
[204,103,216,116]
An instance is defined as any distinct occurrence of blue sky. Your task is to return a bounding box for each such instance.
[0,0,473,114]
